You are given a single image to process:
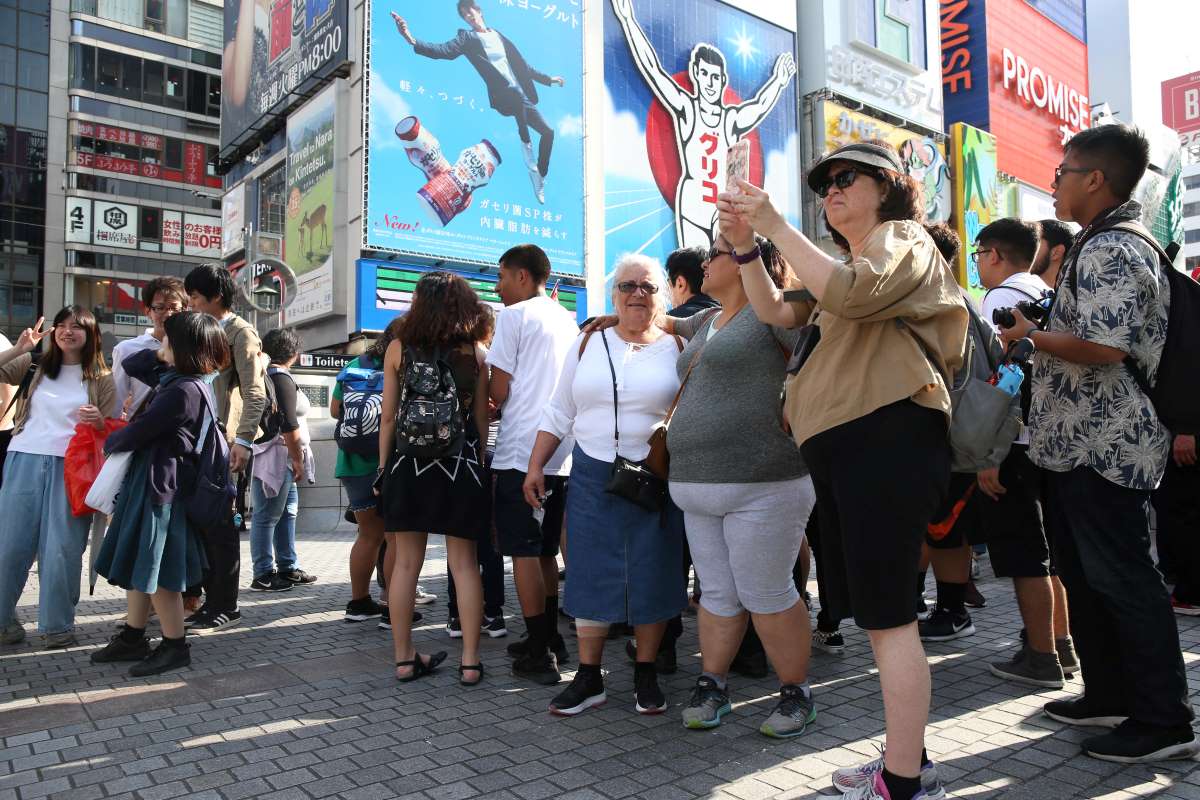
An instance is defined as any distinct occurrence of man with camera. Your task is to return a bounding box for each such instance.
[975,219,1076,690]
[998,125,1196,763]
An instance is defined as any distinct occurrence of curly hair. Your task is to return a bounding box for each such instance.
[822,139,925,252]
[394,271,489,353]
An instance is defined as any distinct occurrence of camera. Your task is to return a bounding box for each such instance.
[992,291,1054,330]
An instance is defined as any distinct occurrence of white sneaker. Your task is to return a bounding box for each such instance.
[528,167,546,204]
[521,140,536,171]
[832,749,944,796]
[414,585,437,605]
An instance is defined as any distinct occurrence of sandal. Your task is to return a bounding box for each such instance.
[395,651,447,682]
[459,663,484,686]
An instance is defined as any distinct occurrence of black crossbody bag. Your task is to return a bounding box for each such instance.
[598,330,667,512]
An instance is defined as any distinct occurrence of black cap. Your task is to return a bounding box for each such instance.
[806,142,904,193]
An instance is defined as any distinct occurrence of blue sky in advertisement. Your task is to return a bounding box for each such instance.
[603,0,799,298]
[364,0,584,275]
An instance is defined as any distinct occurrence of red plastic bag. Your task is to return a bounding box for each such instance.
[64,419,126,517]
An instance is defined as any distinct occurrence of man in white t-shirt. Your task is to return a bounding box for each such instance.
[975,218,1076,689]
[487,243,578,685]
[110,277,187,419]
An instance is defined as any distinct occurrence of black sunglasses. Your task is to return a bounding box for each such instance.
[616,281,659,295]
[705,246,734,262]
[815,168,870,198]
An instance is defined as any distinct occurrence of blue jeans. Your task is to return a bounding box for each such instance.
[0,452,92,634]
[250,470,299,578]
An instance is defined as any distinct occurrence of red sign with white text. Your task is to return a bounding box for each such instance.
[1162,72,1200,135]
[183,142,207,186]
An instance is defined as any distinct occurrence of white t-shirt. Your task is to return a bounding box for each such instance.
[486,294,579,475]
[477,30,521,92]
[111,329,162,418]
[981,271,1048,447]
[9,364,87,458]
[540,331,681,463]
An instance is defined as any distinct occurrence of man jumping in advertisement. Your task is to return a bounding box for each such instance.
[611,0,796,249]
[392,1,565,204]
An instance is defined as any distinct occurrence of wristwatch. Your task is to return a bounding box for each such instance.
[733,245,761,265]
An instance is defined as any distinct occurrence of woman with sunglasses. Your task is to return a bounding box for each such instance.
[717,140,967,800]
[523,255,686,717]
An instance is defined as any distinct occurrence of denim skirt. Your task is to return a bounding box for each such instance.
[562,446,686,625]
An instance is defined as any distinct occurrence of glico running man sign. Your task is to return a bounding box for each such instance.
[220,0,349,160]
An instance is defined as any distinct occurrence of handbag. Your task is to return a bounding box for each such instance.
[84,450,133,516]
[597,329,669,512]
[781,290,821,376]
[642,337,690,480]
[64,419,127,517]
[0,363,37,487]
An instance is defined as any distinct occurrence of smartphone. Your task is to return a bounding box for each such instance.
[532,488,553,527]
[726,140,751,192]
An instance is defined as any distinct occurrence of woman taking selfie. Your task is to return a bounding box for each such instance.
[0,307,116,648]
[91,311,230,675]
[718,141,967,800]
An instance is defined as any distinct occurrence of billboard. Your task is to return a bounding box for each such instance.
[222,184,246,257]
[285,83,337,323]
[820,100,950,222]
[64,199,219,256]
[356,259,587,332]
[604,0,799,287]
[1162,72,1200,135]
[951,122,1001,297]
[220,0,349,158]
[363,0,584,274]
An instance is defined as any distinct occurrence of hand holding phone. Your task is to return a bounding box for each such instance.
[726,140,750,193]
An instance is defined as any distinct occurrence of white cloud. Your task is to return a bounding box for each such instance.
[762,131,798,223]
[368,70,412,152]
[603,86,653,181]
[557,113,584,138]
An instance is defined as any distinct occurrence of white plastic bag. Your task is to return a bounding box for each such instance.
[84,451,132,516]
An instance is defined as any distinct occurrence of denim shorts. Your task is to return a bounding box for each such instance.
[341,473,379,513]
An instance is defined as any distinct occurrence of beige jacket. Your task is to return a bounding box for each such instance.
[784,220,969,446]
[215,313,267,444]
[0,354,117,437]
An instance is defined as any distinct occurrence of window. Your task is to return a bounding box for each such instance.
[0,8,13,49]
[143,0,162,32]
[16,50,46,91]
[0,46,13,85]
[165,0,185,39]
[1185,229,1200,244]
[92,136,139,161]
[185,67,205,115]
[138,206,159,241]
[855,0,925,69]
[17,11,46,54]
[207,74,219,117]
[163,63,183,109]
[15,89,44,129]
[0,85,14,126]
[96,47,121,92]
[70,43,95,92]
[142,59,162,105]
[1184,202,1200,219]
[1185,175,1200,192]
[163,135,180,169]
[258,165,286,235]
[119,52,140,100]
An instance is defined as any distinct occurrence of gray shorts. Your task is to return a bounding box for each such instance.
[669,476,815,616]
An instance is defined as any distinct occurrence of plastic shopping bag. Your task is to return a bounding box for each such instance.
[64,419,126,517]
[84,450,132,516]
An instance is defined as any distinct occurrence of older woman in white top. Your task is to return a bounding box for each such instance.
[523,254,686,718]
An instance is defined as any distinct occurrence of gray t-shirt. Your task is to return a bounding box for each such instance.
[667,306,806,484]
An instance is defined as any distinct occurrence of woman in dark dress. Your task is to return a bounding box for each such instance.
[90,311,230,676]
[378,272,492,686]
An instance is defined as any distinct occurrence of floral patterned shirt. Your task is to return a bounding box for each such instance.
[1028,213,1172,491]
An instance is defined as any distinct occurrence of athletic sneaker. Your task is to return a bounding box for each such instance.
[1043,697,1128,728]
[841,771,946,800]
[183,606,209,628]
[1,621,25,645]
[344,597,384,622]
[759,684,816,739]
[482,615,507,638]
[446,617,462,639]
[989,648,1064,689]
[508,633,570,664]
[279,569,317,585]
[813,629,845,655]
[918,608,975,642]
[681,676,732,730]
[44,632,78,649]
[512,652,561,686]
[916,596,931,621]
[549,669,606,716]
[250,572,293,592]
[1171,595,1200,616]
[188,610,242,634]
[1081,719,1200,763]
[633,666,666,715]
[376,607,422,631]
[414,585,437,605]
[832,749,943,794]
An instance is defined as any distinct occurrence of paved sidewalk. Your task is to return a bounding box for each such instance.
[0,523,1197,800]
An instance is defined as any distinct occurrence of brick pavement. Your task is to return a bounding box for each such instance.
[0,522,1197,799]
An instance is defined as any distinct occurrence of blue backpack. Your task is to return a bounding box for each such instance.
[334,357,386,456]
[185,379,235,529]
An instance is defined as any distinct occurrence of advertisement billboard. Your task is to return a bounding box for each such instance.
[820,100,950,222]
[285,83,337,323]
[604,0,798,287]
[1162,72,1200,135]
[220,0,349,158]
[951,122,1001,297]
[222,185,246,257]
[363,0,584,273]
[92,200,139,250]
[356,259,587,332]
[64,200,220,257]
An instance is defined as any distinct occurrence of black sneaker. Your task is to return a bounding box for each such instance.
[549,670,606,715]
[1082,720,1200,763]
[512,651,561,686]
[90,632,151,663]
[507,633,570,664]
[482,615,508,638]
[250,572,293,592]
[446,617,462,638]
[279,569,317,585]
[184,606,209,628]
[633,666,666,715]
[918,607,975,642]
[345,597,384,622]
[129,642,191,677]
[1044,697,1128,729]
[623,639,678,675]
[188,610,242,634]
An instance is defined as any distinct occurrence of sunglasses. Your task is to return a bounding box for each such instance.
[616,281,659,295]
[1053,164,1096,182]
[815,168,869,198]
[705,246,734,262]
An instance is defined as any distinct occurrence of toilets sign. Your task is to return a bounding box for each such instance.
[1000,48,1090,143]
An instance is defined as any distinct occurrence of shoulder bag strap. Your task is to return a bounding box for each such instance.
[1,362,37,422]
[598,329,621,456]
[663,348,701,430]
[578,330,595,359]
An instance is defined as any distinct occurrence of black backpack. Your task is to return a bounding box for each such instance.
[254,367,287,444]
[395,347,466,459]
[1068,219,1200,435]
[184,380,236,529]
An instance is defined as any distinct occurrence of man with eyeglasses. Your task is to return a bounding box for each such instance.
[998,124,1196,763]
[110,276,187,420]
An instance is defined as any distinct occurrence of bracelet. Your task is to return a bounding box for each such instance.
[733,245,762,265]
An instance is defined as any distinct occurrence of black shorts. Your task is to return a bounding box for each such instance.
[494,469,567,557]
[801,400,950,630]
[978,446,1052,578]
[926,472,988,550]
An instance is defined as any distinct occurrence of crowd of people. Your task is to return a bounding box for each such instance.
[0,124,1195,800]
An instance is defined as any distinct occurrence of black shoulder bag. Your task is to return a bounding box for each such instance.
[598,330,668,512]
[0,362,38,487]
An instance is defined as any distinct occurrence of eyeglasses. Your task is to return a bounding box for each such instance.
[616,281,659,295]
[969,248,997,263]
[149,304,183,314]
[815,168,868,198]
[1053,164,1095,183]
[705,246,734,262]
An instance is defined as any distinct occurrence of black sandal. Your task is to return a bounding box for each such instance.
[459,663,484,686]
[396,651,447,682]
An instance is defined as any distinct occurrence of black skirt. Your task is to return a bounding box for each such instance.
[381,414,490,541]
